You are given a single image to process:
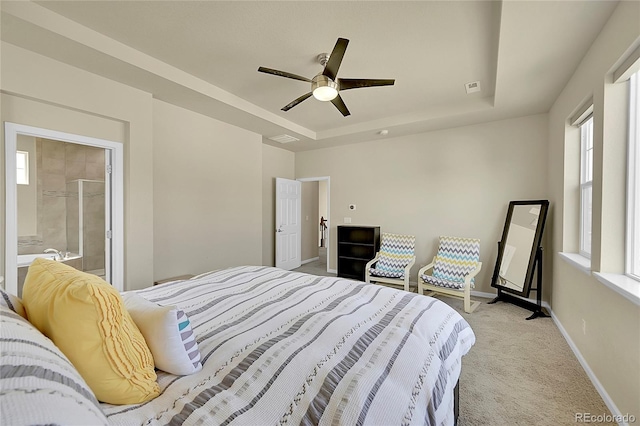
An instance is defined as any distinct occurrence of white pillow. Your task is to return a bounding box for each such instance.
[122,292,202,376]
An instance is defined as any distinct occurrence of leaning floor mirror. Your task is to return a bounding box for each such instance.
[490,200,549,318]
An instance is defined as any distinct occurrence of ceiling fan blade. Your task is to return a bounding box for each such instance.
[338,78,395,91]
[322,38,349,81]
[331,94,351,117]
[282,92,313,111]
[258,67,311,83]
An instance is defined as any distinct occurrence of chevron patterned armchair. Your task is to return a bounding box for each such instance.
[365,233,416,292]
[418,236,482,313]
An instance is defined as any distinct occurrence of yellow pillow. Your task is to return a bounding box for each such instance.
[22,258,160,405]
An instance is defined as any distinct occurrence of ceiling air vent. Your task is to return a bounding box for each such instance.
[268,134,300,144]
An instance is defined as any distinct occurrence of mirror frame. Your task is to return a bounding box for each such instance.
[491,200,549,298]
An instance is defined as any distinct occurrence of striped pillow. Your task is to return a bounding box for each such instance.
[0,288,26,319]
[123,292,202,376]
[0,305,109,425]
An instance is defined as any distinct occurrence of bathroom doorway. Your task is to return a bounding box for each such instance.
[5,123,124,295]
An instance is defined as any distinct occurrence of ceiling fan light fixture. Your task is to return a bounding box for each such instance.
[258,37,394,116]
[312,74,338,101]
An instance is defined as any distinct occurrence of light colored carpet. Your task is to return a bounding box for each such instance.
[295,248,335,277]
[292,260,611,425]
[440,295,610,426]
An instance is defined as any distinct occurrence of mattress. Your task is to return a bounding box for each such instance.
[103,266,475,425]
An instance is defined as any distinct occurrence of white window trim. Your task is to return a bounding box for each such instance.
[626,72,640,280]
[579,115,594,258]
[559,252,591,275]
[579,181,592,258]
[593,272,640,306]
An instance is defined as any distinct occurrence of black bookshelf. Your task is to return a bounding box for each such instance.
[337,225,380,281]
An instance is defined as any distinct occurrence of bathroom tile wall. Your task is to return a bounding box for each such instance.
[18,139,105,274]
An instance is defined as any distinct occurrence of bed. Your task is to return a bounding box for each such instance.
[1,265,475,425]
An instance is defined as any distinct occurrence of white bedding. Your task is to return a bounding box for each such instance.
[103,266,475,425]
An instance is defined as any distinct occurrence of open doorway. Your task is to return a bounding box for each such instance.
[295,177,333,276]
[4,123,124,294]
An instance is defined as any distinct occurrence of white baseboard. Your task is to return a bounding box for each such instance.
[548,310,627,425]
[471,290,497,299]
[328,268,337,274]
[301,257,319,265]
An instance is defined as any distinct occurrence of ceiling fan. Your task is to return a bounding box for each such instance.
[258,38,395,117]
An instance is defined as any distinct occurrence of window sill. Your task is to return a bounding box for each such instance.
[558,252,591,275]
[558,252,640,306]
[593,272,640,306]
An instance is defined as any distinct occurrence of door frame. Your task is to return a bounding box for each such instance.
[298,176,332,274]
[4,123,124,292]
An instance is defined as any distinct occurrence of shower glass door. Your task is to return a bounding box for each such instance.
[66,179,107,279]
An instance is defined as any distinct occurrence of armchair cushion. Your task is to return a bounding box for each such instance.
[369,233,416,279]
[420,274,466,290]
[369,268,406,279]
[431,236,480,287]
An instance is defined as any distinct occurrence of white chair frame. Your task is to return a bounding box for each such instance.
[418,257,482,313]
[365,254,416,292]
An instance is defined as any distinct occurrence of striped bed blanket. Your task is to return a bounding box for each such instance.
[103,266,476,425]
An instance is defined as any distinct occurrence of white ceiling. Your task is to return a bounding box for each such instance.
[1,1,619,151]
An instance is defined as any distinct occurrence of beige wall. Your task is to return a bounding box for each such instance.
[1,42,153,290]
[152,99,263,280]
[1,43,269,289]
[301,181,319,262]
[261,144,295,266]
[296,113,549,294]
[547,1,640,418]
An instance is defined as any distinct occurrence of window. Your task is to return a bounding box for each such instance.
[627,71,640,279]
[580,115,594,258]
[16,151,29,185]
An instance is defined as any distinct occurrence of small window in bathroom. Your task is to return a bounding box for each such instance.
[16,151,29,185]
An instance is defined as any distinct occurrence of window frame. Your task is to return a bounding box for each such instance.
[579,115,594,259]
[626,72,640,280]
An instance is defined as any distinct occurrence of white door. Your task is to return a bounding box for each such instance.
[275,178,301,270]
